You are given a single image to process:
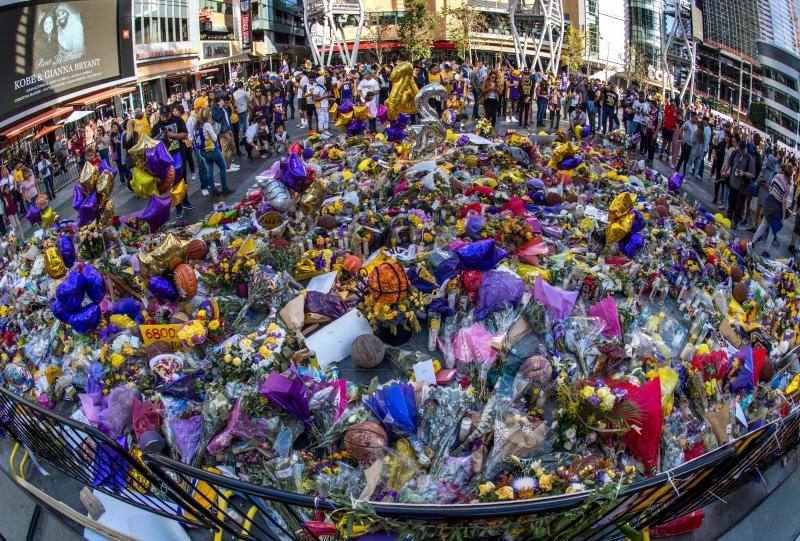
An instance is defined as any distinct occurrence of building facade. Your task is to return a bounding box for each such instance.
[757,40,800,148]
[761,0,800,54]
[132,0,247,108]
[252,0,305,59]
[628,0,662,69]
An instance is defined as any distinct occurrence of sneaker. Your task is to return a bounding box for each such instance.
[192,173,197,180]
[183,201,195,210]
[176,209,184,219]
[505,116,510,122]
[201,189,210,196]
[222,188,235,195]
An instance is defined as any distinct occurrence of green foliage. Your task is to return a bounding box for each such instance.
[398,0,436,61]
[749,101,767,131]
[441,3,487,61]
[561,25,588,74]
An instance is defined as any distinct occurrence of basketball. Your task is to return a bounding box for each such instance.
[733,282,748,304]
[731,265,744,283]
[351,334,385,368]
[344,421,388,461]
[367,261,409,304]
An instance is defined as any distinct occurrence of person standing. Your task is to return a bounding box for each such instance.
[479,71,501,127]
[711,131,732,206]
[723,139,756,227]
[548,86,562,130]
[535,79,549,128]
[600,83,618,134]
[642,97,662,166]
[210,95,239,172]
[517,72,533,129]
[1,181,22,238]
[659,99,678,162]
[151,105,194,219]
[122,119,138,192]
[35,153,55,201]
[675,112,697,177]
[312,76,331,134]
[752,161,791,256]
[194,107,232,197]
[233,81,250,149]
[686,118,708,181]
[469,63,485,120]
[357,70,380,132]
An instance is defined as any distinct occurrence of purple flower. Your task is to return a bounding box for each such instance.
[588,395,601,407]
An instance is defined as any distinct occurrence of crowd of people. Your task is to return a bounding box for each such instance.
[0,57,798,253]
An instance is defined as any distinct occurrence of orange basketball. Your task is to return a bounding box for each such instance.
[173,263,198,301]
[367,261,409,304]
[342,253,362,275]
[344,421,388,461]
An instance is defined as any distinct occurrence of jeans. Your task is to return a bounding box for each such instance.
[675,143,693,176]
[286,95,295,119]
[238,112,248,140]
[472,89,481,119]
[483,98,499,127]
[200,148,228,191]
[369,118,377,133]
[601,106,615,133]
[727,186,747,224]
[42,173,55,200]
[518,100,531,126]
[536,99,548,125]
[194,149,209,189]
[687,149,705,179]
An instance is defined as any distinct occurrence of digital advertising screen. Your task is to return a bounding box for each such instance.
[0,0,135,129]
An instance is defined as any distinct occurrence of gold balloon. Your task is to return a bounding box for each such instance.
[41,207,58,227]
[299,178,329,215]
[606,212,635,243]
[335,110,354,130]
[96,170,115,199]
[353,105,371,122]
[170,180,187,207]
[132,167,158,198]
[128,133,159,160]
[44,247,66,279]
[98,199,115,227]
[138,233,189,278]
[79,162,98,193]
[608,192,636,222]
[385,61,419,120]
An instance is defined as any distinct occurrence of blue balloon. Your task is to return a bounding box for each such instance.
[112,298,144,323]
[148,275,178,302]
[618,232,645,259]
[456,239,508,272]
[77,192,99,227]
[302,146,314,160]
[82,264,106,303]
[172,151,185,182]
[631,209,645,233]
[69,303,101,335]
[56,269,86,312]
[58,235,76,268]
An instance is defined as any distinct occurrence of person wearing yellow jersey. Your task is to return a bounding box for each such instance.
[133,108,151,137]
[427,64,444,116]
[440,63,455,94]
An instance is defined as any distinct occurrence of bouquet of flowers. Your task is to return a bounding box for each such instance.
[361,289,427,335]
[198,239,258,293]
[482,214,536,253]
[77,222,106,260]
[608,129,627,146]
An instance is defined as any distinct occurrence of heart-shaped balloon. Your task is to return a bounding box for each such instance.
[96,170,115,198]
[79,162,98,192]
[52,300,72,324]
[147,275,178,302]
[58,235,76,267]
[170,180,187,207]
[83,264,107,303]
[139,194,172,230]
[145,142,174,180]
[98,199,115,227]
[56,268,86,312]
[77,192,99,227]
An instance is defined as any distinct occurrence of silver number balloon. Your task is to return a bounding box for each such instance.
[413,83,449,154]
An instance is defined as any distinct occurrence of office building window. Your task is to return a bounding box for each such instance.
[134,0,189,45]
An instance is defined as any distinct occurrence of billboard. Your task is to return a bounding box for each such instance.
[0,0,135,129]
[240,0,252,54]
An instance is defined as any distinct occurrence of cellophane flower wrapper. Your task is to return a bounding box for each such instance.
[560,316,607,374]
[304,290,349,318]
[314,461,366,500]
[622,377,663,470]
[97,385,141,439]
[132,398,163,441]
[93,438,130,490]
[170,415,203,464]
[474,269,525,320]
[588,296,622,340]
[533,275,578,321]
[207,398,270,455]
[259,371,313,430]
[455,239,507,271]
[419,386,473,452]
[447,322,500,377]
[484,411,548,480]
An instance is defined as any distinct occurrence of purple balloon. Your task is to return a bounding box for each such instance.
[396,113,410,127]
[147,275,178,302]
[346,120,367,136]
[139,195,172,230]
[385,127,407,143]
[145,142,174,180]
[82,264,106,303]
[282,152,308,192]
[72,184,86,211]
[25,204,42,225]
[302,146,314,160]
[456,134,470,147]
[52,300,72,324]
[631,209,645,233]
[337,98,354,114]
[668,172,683,193]
[172,151,185,182]
[77,192,99,227]
[618,232,644,258]
[98,159,118,177]
[56,268,86,312]
[559,156,583,170]
[58,235,76,267]
[69,303,101,335]
[581,124,591,138]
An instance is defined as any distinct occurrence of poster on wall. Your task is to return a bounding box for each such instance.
[0,0,132,128]
[240,0,252,54]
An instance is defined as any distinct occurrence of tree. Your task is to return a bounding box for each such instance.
[398,0,436,62]
[749,101,767,131]
[365,13,392,65]
[621,43,651,91]
[561,25,588,74]
[441,3,486,62]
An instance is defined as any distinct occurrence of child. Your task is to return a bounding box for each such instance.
[549,88,562,130]
[274,124,289,155]
[445,93,467,130]
[272,89,285,127]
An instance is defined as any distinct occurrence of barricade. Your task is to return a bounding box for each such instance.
[0,383,799,540]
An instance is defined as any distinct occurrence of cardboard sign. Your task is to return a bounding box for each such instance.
[140,324,184,347]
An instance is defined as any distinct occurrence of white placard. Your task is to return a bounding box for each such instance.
[305,309,374,369]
